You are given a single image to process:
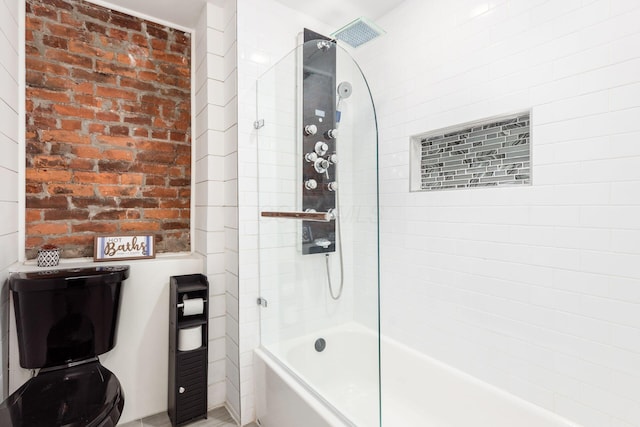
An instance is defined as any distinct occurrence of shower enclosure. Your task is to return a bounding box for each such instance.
[254,36,380,426]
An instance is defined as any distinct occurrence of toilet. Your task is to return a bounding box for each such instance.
[0,265,130,426]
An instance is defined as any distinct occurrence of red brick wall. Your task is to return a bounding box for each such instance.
[25,0,191,259]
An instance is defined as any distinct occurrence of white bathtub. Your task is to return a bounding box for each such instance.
[254,323,581,427]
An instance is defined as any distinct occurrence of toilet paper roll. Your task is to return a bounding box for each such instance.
[178,325,202,351]
[182,298,204,316]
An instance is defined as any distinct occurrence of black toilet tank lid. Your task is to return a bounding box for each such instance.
[10,265,130,292]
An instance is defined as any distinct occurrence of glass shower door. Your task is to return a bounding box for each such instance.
[256,40,380,426]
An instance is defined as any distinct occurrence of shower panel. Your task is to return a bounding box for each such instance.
[301,29,337,254]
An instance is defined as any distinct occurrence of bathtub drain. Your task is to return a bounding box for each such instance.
[314,338,326,352]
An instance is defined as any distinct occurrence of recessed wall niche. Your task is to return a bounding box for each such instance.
[410,112,531,191]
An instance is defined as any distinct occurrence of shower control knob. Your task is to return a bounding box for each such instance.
[328,154,338,164]
[326,129,338,139]
[327,182,338,192]
[315,141,328,156]
[305,152,318,162]
[305,179,318,190]
[304,124,318,135]
[314,158,330,174]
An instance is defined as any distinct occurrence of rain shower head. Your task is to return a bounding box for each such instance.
[331,17,385,48]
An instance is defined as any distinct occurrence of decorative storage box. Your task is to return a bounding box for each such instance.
[37,248,60,267]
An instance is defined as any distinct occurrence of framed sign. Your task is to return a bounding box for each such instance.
[94,235,155,261]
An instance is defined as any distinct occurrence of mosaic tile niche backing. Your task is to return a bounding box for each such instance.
[416,112,531,190]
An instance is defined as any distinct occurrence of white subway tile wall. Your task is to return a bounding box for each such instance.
[355,0,640,426]
[0,0,19,400]
[194,0,238,416]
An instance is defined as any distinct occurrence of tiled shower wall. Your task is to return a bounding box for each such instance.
[193,0,238,416]
[358,0,640,426]
[0,0,19,401]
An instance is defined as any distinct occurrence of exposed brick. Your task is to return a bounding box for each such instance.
[161,221,189,230]
[90,208,125,221]
[96,135,134,147]
[73,94,102,108]
[73,171,120,184]
[26,0,192,258]
[71,222,119,233]
[159,199,189,208]
[68,158,94,170]
[97,160,131,172]
[111,12,142,31]
[142,187,177,198]
[26,58,69,76]
[170,178,190,187]
[26,195,69,209]
[60,119,82,130]
[29,222,69,235]
[108,27,129,41]
[152,130,168,140]
[26,236,45,249]
[146,23,168,40]
[48,234,94,247]
[45,49,93,69]
[27,87,70,103]
[119,76,156,92]
[95,60,137,78]
[72,197,117,209]
[40,129,91,144]
[60,11,81,27]
[46,22,83,40]
[48,183,94,197]
[52,104,95,119]
[31,3,58,19]
[145,175,165,186]
[88,123,106,133]
[98,185,138,197]
[71,68,116,84]
[120,221,160,232]
[123,115,152,126]
[95,111,120,122]
[76,4,110,21]
[68,40,113,60]
[144,209,180,219]
[43,35,68,49]
[26,169,72,183]
[109,125,129,136]
[121,174,143,185]
[33,155,67,169]
[44,209,89,221]
[43,0,74,11]
[26,71,45,86]
[26,209,43,222]
[72,146,101,158]
[159,63,190,78]
[169,43,188,55]
[131,33,147,46]
[137,151,175,163]
[120,198,159,208]
[103,149,134,161]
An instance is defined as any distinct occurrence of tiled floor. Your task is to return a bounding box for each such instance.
[119,406,258,427]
